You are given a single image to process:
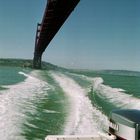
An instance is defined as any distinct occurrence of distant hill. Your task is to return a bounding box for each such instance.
[0,58,66,71]
[0,58,32,67]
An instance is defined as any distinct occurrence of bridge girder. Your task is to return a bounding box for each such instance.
[33,0,80,69]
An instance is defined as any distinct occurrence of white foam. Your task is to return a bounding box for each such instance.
[44,109,60,114]
[90,77,140,109]
[18,71,29,77]
[0,71,49,140]
[51,72,108,135]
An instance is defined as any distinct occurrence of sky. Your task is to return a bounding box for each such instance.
[0,0,140,71]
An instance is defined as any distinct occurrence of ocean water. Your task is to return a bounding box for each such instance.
[0,65,140,140]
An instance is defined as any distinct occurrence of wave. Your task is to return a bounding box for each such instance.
[90,77,140,109]
[50,71,108,135]
[0,71,49,140]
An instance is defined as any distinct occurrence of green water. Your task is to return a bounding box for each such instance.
[72,70,140,98]
[1,63,140,140]
[21,71,68,139]
[64,70,140,116]
[0,66,30,85]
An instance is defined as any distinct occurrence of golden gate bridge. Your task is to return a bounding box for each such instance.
[33,0,80,69]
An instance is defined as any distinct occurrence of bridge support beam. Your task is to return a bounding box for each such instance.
[33,52,42,69]
[33,0,80,69]
[33,23,42,69]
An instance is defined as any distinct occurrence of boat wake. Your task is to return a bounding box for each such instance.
[1,69,138,139]
[50,72,108,135]
[90,77,140,110]
[70,72,140,110]
[0,71,49,140]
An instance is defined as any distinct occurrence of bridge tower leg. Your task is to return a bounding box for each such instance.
[33,23,42,69]
[33,52,42,69]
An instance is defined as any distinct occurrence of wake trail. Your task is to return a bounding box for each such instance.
[80,75,140,110]
[50,71,108,135]
[0,71,49,140]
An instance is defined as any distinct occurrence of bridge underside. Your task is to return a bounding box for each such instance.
[33,0,80,69]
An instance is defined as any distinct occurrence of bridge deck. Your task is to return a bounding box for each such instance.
[33,0,80,69]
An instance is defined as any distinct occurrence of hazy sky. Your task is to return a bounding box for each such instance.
[0,0,140,71]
